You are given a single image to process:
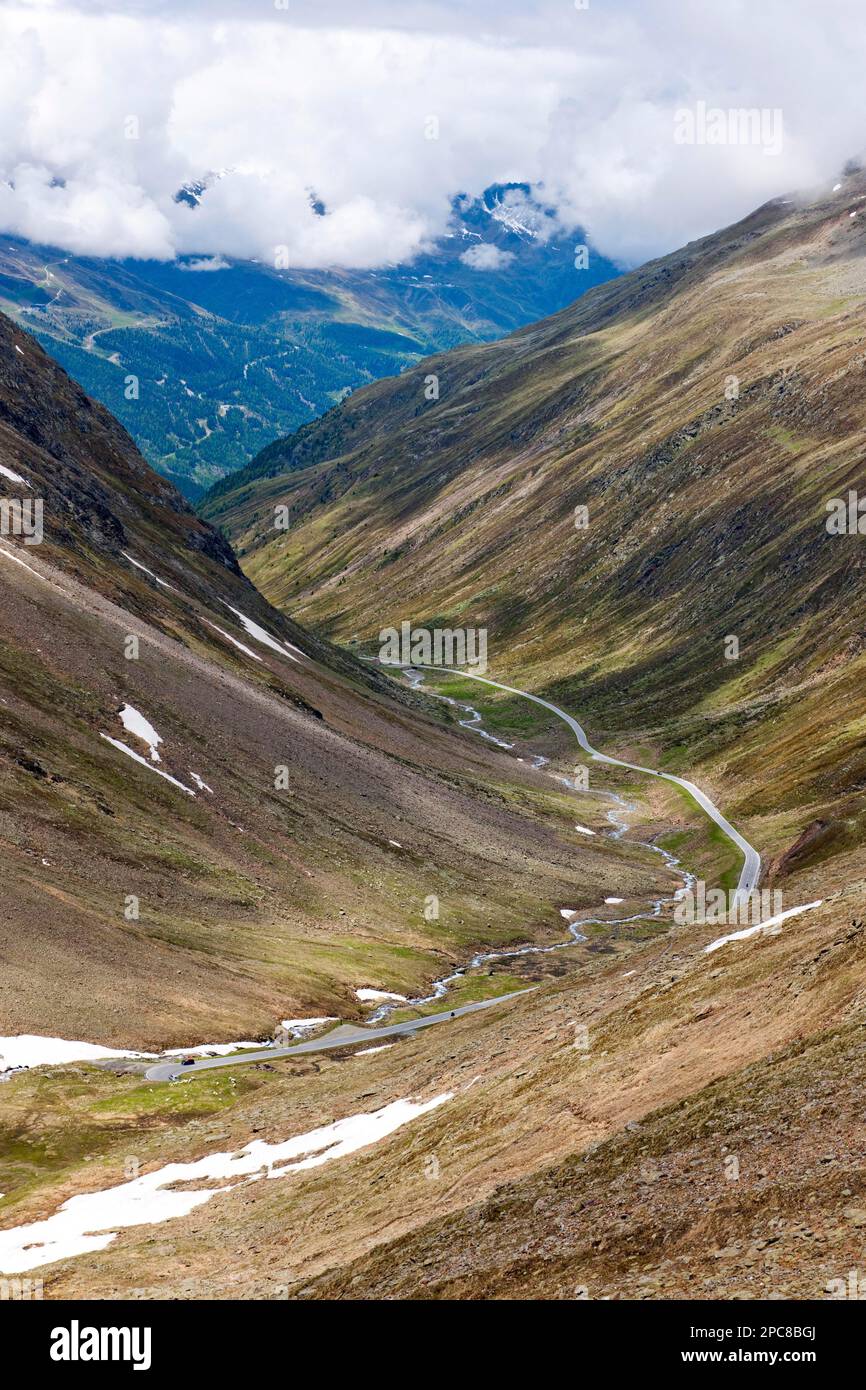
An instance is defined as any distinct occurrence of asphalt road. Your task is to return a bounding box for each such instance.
[434,668,761,908]
[145,990,530,1082]
[147,670,759,1083]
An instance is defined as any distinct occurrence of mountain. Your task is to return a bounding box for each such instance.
[4,179,866,1303]
[0,185,618,500]
[0,308,633,1048]
[171,168,866,1301]
[204,168,866,902]
[1,309,698,1298]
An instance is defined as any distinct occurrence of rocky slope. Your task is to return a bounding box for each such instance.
[0,310,655,1049]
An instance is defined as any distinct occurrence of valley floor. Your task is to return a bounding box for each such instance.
[2,667,860,1301]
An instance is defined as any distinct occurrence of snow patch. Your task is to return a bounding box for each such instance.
[704,900,823,954]
[356,988,407,1004]
[162,1042,262,1058]
[189,772,213,794]
[354,1044,394,1056]
[99,735,196,797]
[205,620,263,662]
[120,552,175,590]
[0,545,47,580]
[279,1017,337,1037]
[224,605,300,661]
[118,704,162,762]
[0,1035,154,1073]
[0,1093,451,1273]
[0,463,30,487]
[605,897,624,904]
[574,824,596,836]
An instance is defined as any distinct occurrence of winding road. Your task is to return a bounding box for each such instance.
[435,668,760,908]
[144,991,528,1082]
[148,668,758,1083]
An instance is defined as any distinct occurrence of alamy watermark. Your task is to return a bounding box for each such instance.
[674,881,782,926]
[379,621,488,675]
[826,490,866,534]
[827,1268,866,1299]
[0,498,43,545]
[674,102,783,157]
[1,1277,43,1300]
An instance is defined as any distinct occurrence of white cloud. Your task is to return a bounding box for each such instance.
[0,1,863,269]
[177,255,229,271]
[460,243,515,270]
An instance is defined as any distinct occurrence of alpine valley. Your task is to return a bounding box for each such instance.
[2,169,866,1305]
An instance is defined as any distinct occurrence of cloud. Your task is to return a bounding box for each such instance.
[0,1,864,269]
[460,243,515,270]
[177,255,229,271]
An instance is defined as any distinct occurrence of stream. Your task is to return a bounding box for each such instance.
[365,667,696,1024]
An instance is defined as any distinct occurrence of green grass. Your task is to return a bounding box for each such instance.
[0,1064,263,1212]
[417,674,553,737]
[89,1073,253,1117]
[660,782,743,893]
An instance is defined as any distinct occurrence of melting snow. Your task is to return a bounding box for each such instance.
[162,1042,262,1058]
[225,605,300,661]
[0,463,30,487]
[99,735,196,797]
[120,552,174,590]
[833,182,842,191]
[0,1093,451,1273]
[574,825,596,836]
[279,1017,337,1037]
[0,1035,154,1073]
[356,988,407,1004]
[560,908,578,919]
[206,620,263,661]
[0,545,47,580]
[704,900,823,954]
[189,772,214,794]
[605,897,624,904]
[118,704,162,762]
[355,1044,394,1056]
[388,839,402,848]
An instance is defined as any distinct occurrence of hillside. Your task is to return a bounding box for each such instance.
[204,168,866,904]
[4,182,866,1303]
[2,308,721,1299]
[0,308,661,1048]
[0,186,618,499]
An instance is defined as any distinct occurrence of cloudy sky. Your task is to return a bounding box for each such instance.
[0,0,863,270]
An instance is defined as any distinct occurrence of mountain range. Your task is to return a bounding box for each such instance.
[2,171,866,1302]
[0,184,618,500]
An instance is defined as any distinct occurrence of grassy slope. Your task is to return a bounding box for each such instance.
[8,178,866,1300]
[204,172,866,902]
[0,311,674,1052]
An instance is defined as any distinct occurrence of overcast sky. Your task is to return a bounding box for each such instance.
[0,0,863,269]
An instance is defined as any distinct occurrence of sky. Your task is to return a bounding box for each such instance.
[0,0,863,270]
